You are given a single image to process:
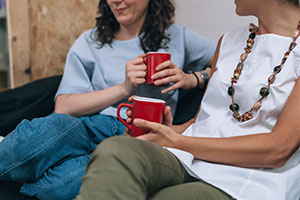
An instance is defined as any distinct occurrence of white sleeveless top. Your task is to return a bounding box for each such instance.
[168,24,300,200]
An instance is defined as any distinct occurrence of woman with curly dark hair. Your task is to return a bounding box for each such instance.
[95,0,175,52]
[0,0,215,199]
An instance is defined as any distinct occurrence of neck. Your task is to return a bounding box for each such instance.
[256,3,300,36]
[115,24,142,40]
[114,14,147,41]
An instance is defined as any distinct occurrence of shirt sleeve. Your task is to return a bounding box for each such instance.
[183,26,217,71]
[54,50,94,99]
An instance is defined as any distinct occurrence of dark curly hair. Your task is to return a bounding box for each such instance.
[94,0,175,53]
[280,0,300,6]
[289,0,300,6]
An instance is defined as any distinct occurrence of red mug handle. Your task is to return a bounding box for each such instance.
[117,103,133,131]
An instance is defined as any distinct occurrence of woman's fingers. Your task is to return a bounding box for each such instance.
[161,83,182,94]
[124,56,147,91]
[153,75,182,86]
[137,133,157,141]
[130,56,145,65]
[152,67,176,81]
[133,118,166,133]
[163,106,173,126]
[128,95,139,102]
[138,54,146,59]
[155,60,173,71]
[126,117,132,124]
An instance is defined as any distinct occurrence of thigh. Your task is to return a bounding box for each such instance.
[77,136,192,200]
[149,181,234,200]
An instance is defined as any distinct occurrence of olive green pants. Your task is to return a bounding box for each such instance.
[76,136,234,200]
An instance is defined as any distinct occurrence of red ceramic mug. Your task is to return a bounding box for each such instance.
[117,97,165,137]
[144,52,171,84]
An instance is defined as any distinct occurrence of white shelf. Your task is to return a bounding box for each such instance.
[0,9,5,19]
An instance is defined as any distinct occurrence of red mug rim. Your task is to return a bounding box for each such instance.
[133,97,165,103]
[146,52,171,55]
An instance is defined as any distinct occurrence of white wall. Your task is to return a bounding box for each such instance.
[174,0,257,41]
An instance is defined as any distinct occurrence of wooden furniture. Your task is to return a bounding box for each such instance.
[6,0,98,88]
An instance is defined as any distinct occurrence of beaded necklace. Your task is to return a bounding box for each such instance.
[228,22,300,122]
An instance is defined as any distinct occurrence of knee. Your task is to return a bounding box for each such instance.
[17,113,82,136]
[33,113,89,141]
[38,113,82,132]
[15,113,91,156]
[93,136,134,156]
[91,136,141,164]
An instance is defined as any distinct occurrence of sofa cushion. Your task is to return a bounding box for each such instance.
[0,181,37,200]
[0,75,62,136]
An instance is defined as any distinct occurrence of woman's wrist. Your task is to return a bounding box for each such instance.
[185,70,210,89]
[198,67,211,88]
[119,83,132,97]
[184,71,199,89]
[170,132,184,149]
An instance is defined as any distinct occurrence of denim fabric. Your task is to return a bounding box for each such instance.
[80,114,126,150]
[0,113,125,200]
[21,155,91,200]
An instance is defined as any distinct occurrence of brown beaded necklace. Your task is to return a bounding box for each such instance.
[228,22,300,122]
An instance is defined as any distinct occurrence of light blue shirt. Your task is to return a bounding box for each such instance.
[55,24,216,118]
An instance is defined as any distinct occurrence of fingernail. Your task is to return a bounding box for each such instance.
[134,119,140,124]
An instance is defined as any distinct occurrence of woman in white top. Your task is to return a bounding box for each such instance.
[76,0,300,199]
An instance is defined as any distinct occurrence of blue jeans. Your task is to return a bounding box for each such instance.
[0,113,125,200]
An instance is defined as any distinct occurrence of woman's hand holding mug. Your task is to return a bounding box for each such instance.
[123,55,147,94]
[144,52,196,94]
[117,96,166,137]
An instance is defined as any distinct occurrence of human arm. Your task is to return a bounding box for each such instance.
[55,55,147,116]
[125,36,217,133]
[135,77,300,168]
[134,35,300,168]
[151,26,216,94]
[151,60,213,94]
